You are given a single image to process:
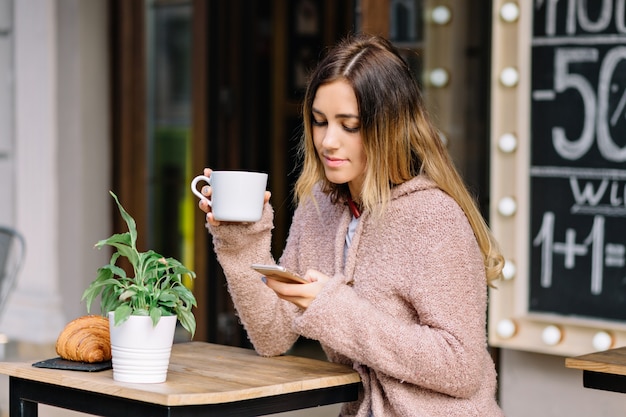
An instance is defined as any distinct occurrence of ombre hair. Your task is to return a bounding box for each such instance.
[294,33,503,284]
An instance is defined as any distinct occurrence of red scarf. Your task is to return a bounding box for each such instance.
[347,196,361,219]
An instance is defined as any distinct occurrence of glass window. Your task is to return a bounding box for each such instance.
[146,0,193,268]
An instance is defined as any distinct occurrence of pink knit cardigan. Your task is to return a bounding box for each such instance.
[207,175,504,417]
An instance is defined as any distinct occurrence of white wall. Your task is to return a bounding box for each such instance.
[0,0,110,343]
[56,0,111,326]
[500,349,626,416]
[0,0,14,224]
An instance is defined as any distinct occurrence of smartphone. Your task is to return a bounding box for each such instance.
[251,264,308,284]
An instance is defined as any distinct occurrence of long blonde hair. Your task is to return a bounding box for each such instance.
[295,34,503,284]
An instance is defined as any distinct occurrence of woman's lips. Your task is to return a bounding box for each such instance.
[323,155,346,168]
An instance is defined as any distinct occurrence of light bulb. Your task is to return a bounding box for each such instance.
[431,6,452,25]
[498,197,517,217]
[500,2,520,23]
[497,319,516,339]
[500,67,519,87]
[498,133,518,153]
[429,68,450,88]
[542,325,562,346]
[502,260,516,280]
[592,331,613,351]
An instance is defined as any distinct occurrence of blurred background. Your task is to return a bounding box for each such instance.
[1,1,625,416]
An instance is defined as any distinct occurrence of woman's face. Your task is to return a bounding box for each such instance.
[311,80,367,199]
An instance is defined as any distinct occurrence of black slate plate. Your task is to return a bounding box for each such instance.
[32,357,112,372]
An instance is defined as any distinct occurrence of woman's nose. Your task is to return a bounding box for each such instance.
[321,124,340,148]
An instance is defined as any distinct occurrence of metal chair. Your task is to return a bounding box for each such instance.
[0,226,25,319]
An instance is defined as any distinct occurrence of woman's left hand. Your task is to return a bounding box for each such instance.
[264,269,330,309]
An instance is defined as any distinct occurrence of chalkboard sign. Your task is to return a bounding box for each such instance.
[530,1,626,322]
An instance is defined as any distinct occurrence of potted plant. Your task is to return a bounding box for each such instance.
[82,191,197,383]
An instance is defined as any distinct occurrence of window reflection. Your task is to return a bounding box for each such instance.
[389,0,424,87]
[390,0,422,43]
[147,0,193,269]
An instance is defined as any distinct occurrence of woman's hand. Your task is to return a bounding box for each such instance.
[198,168,271,226]
[264,269,330,309]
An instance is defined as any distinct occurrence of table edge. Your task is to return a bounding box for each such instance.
[565,348,626,377]
[0,343,362,406]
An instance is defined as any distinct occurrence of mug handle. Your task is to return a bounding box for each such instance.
[191,175,212,207]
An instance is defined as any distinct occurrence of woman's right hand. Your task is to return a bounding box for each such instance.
[198,168,271,227]
[264,269,330,310]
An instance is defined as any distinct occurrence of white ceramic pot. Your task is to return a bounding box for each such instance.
[108,312,177,383]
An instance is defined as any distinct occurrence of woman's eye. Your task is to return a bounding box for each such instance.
[312,119,327,127]
[343,125,360,133]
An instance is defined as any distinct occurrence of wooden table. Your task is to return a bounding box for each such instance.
[565,346,626,394]
[0,341,361,417]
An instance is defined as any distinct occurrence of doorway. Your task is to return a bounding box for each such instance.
[110,0,355,345]
[109,0,492,348]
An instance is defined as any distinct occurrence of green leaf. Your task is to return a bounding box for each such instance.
[112,304,132,326]
[82,268,117,312]
[149,307,162,326]
[101,287,122,314]
[158,292,177,307]
[118,290,136,301]
[109,191,138,250]
[102,264,127,280]
[95,233,131,249]
[177,309,196,337]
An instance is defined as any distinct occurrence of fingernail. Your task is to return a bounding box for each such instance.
[261,277,267,284]
[202,186,209,194]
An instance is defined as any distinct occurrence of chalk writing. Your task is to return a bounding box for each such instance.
[530,0,626,321]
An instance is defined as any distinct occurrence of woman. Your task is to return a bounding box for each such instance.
[198,34,505,417]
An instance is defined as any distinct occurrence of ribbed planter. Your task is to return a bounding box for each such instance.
[108,312,177,383]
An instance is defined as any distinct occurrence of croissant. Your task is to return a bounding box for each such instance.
[56,315,111,363]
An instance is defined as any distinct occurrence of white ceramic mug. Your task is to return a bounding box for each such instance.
[191,171,268,222]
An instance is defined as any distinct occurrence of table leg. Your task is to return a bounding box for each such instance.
[9,377,38,417]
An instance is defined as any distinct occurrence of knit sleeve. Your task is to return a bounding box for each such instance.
[207,202,301,356]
